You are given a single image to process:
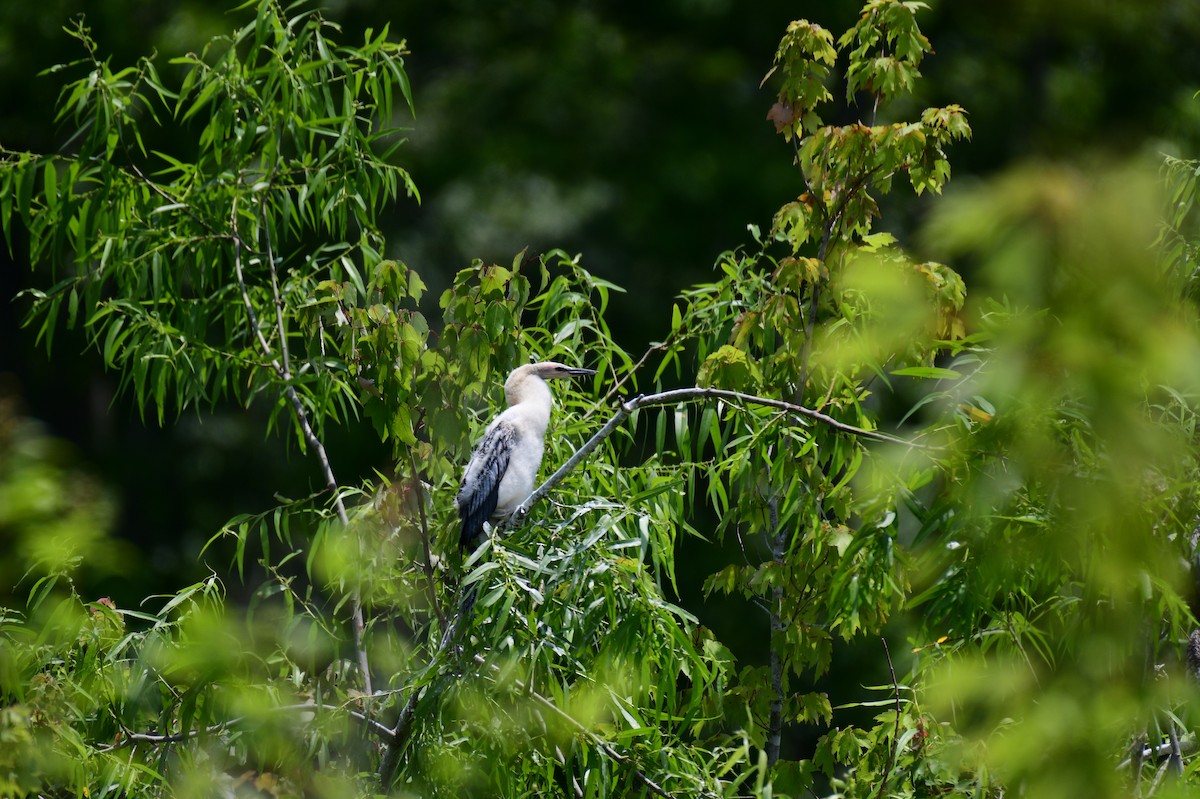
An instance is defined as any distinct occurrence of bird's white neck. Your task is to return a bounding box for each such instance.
[508,375,553,426]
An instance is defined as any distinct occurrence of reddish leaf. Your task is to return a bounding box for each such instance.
[767,102,797,132]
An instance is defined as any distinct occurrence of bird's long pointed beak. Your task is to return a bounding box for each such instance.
[565,367,598,378]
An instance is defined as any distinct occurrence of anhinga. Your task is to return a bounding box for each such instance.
[456,361,596,549]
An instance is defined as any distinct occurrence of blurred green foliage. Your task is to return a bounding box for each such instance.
[0,387,126,603]
[1,0,1200,797]
[907,160,1200,799]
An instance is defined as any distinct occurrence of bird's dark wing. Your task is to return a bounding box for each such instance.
[457,421,518,549]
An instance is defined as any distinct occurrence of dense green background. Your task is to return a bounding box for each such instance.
[1,0,1198,764]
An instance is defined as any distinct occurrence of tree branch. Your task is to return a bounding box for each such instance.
[378,579,479,785]
[230,196,372,698]
[1120,736,1197,770]
[873,636,903,799]
[378,683,422,784]
[409,448,446,629]
[585,332,679,420]
[1167,722,1185,775]
[795,168,875,400]
[382,383,926,784]
[376,383,894,785]
[512,385,925,524]
[260,203,292,379]
[1132,732,1146,795]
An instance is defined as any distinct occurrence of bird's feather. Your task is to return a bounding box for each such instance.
[457,420,518,548]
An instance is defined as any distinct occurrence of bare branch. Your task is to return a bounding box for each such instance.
[1168,719,1185,776]
[261,203,292,378]
[378,685,422,784]
[1132,733,1147,795]
[129,162,229,241]
[512,385,926,524]
[378,385,896,785]
[230,198,277,360]
[1120,736,1198,770]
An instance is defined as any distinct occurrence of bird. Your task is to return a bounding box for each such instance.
[456,361,597,550]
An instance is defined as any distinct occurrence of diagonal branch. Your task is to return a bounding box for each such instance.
[512,385,926,523]
[260,203,292,378]
[381,385,927,785]
[378,682,422,784]
[585,330,681,420]
[1120,737,1198,770]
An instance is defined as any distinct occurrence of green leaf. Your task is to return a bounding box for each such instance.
[889,365,960,380]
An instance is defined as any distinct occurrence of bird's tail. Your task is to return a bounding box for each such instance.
[460,582,480,620]
[460,517,482,550]
[437,581,480,652]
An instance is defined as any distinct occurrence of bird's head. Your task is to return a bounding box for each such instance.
[530,361,598,381]
[504,361,597,406]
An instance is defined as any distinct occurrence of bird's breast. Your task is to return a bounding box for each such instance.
[494,430,545,515]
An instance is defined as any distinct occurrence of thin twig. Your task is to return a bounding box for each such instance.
[409,449,446,628]
[586,334,677,420]
[766,494,784,767]
[231,198,277,359]
[133,143,376,707]
[874,637,903,799]
[790,135,828,231]
[795,168,874,401]
[733,522,754,566]
[1148,758,1172,796]
[1167,721,1185,775]
[261,204,291,377]
[1132,733,1146,795]
[128,162,219,239]
[786,548,833,627]
[230,196,372,697]
[259,193,370,704]
[98,702,393,753]
[378,684,422,783]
